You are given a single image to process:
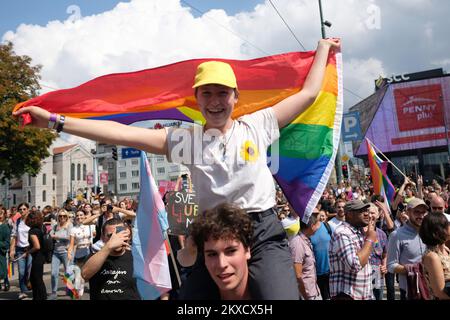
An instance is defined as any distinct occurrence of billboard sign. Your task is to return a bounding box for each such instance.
[100,172,108,184]
[394,84,444,132]
[356,76,450,155]
[87,173,94,186]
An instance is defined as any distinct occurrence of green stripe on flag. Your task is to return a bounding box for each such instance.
[277,123,334,159]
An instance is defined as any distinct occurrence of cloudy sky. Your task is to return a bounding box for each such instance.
[1,0,449,147]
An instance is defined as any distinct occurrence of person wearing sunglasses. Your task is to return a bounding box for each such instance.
[9,202,32,299]
[430,196,450,222]
[81,218,140,300]
[48,209,72,300]
[68,209,96,298]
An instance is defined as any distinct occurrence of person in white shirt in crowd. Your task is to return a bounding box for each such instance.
[9,203,32,300]
[67,209,96,297]
[328,199,346,233]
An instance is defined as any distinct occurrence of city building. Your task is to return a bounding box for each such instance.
[350,68,450,185]
[0,143,94,208]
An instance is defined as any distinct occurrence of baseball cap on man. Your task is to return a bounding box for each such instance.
[406,198,429,210]
[344,200,370,212]
[192,61,237,89]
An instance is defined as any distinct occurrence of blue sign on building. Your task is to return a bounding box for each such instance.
[342,112,363,142]
[121,148,141,159]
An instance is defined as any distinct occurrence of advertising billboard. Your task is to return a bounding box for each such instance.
[356,76,450,155]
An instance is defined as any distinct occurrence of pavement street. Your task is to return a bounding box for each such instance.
[0,263,90,300]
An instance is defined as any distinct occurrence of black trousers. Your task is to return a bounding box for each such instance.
[179,208,299,300]
[30,253,47,300]
[317,273,330,300]
[385,272,396,300]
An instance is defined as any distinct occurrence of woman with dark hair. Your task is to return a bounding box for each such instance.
[9,202,32,299]
[26,211,47,300]
[419,212,450,300]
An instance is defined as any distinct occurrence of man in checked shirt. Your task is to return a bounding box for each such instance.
[329,200,377,300]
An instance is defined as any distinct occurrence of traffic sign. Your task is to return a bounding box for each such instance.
[100,172,108,184]
[122,148,141,159]
[342,112,363,142]
[87,173,94,186]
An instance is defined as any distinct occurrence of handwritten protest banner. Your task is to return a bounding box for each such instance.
[166,191,198,235]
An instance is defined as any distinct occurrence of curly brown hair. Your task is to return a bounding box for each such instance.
[26,211,44,229]
[189,203,254,253]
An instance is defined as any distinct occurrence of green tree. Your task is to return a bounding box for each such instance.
[0,42,55,184]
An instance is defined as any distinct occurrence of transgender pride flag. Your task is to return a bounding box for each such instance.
[132,152,171,300]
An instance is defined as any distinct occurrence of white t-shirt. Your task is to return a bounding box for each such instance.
[328,217,344,233]
[167,108,280,213]
[70,224,96,246]
[12,219,30,248]
[444,213,450,222]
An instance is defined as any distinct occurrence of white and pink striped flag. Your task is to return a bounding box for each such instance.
[132,151,172,299]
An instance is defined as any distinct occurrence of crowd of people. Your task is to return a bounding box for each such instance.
[0,195,137,300]
[7,37,450,301]
[1,175,449,300]
[275,176,450,300]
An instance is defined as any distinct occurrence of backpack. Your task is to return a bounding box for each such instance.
[41,225,54,263]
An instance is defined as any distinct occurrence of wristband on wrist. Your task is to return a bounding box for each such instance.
[48,113,58,129]
[56,115,66,133]
[365,238,375,245]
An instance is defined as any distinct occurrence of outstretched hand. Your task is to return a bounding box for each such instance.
[319,38,341,52]
[12,106,51,129]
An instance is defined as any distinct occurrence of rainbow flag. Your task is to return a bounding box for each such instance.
[14,50,342,221]
[62,273,79,300]
[7,261,13,278]
[366,139,395,202]
[132,151,171,300]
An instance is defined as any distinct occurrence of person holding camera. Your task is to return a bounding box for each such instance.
[81,218,140,300]
[84,198,135,244]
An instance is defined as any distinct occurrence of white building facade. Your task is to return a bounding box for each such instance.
[0,143,94,208]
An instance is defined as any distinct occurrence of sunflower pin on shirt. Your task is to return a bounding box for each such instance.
[240,140,260,163]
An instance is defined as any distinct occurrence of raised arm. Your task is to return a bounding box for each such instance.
[273,38,341,128]
[82,213,100,226]
[392,177,410,210]
[13,106,168,155]
[112,206,136,219]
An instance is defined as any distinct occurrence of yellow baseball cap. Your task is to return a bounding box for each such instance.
[192,61,237,89]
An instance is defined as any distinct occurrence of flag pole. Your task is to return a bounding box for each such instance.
[366,138,408,179]
[166,233,182,288]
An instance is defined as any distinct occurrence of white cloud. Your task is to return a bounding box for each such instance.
[343,58,386,109]
[2,0,448,112]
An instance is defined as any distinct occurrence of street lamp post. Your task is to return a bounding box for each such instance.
[318,0,343,184]
[318,0,326,39]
